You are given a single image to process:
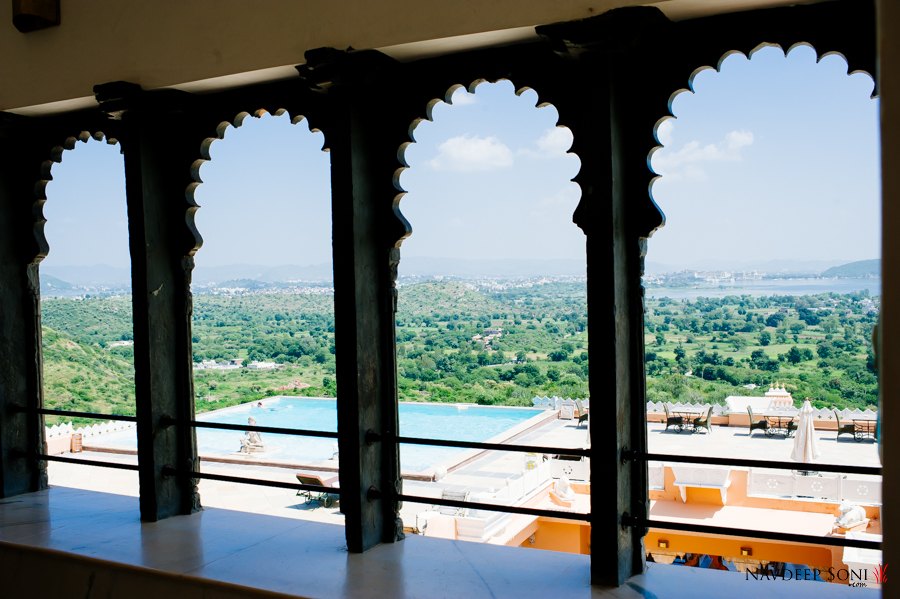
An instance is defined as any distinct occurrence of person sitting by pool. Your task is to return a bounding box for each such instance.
[240,416,265,453]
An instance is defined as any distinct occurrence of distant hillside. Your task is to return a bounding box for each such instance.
[41,264,131,287]
[397,281,500,317]
[193,263,334,284]
[41,274,76,295]
[821,259,880,278]
[398,256,585,278]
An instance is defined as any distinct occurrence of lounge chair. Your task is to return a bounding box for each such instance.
[575,399,589,428]
[296,472,340,508]
[438,488,470,517]
[834,410,856,440]
[747,407,768,436]
[692,406,713,434]
[664,404,683,431]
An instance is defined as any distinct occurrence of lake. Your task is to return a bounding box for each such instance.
[645,277,880,300]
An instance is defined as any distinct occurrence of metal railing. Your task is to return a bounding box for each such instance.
[22,408,138,471]
[29,407,137,422]
[161,467,342,497]
[30,408,344,498]
[626,450,882,476]
[369,431,591,522]
[37,453,140,471]
[624,515,880,550]
[184,418,339,440]
[29,408,882,550]
[625,449,883,551]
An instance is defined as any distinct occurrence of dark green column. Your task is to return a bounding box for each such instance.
[300,50,408,551]
[96,83,202,521]
[0,113,48,497]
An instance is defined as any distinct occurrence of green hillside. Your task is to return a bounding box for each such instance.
[821,259,879,278]
[42,296,134,346]
[37,280,878,420]
[397,281,501,317]
[41,328,135,420]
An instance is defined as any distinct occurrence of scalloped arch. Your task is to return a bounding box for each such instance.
[187,108,327,257]
[393,79,581,250]
[646,42,877,239]
[33,131,121,265]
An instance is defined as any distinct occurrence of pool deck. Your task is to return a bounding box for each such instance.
[46,416,880,530]
[646,421,881,468]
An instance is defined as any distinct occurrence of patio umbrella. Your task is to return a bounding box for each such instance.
[791,399,821,464]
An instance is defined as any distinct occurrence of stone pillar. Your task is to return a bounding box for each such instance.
[96,83,202,521]
[539,7,672,586]
[0,113,48,497]
[299,50,408,551]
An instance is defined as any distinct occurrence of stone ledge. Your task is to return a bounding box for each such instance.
[0,487,880,598]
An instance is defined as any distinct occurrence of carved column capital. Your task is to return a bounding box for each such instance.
[537,6,672,58]
[298,48,400,92]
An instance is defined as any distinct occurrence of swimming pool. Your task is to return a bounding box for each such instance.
[88,397,543,473]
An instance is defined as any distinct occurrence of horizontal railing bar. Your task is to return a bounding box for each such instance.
[392,434,590,457]
[396,493,591,522]
[30,408,137,422]
[186,420,339,439]
[629,516,881,550]
[37,453,140,471]
[629,451,881,476]
[163,468,341,495]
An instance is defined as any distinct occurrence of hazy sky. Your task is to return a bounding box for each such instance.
[41,45,879,275]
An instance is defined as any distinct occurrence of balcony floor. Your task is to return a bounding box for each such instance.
[0,486,880,598]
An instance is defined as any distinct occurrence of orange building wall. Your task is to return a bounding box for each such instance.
[518,520,590,555]
[645,531,848,581]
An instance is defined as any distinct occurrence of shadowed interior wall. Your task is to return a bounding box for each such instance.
[1,0,824,113]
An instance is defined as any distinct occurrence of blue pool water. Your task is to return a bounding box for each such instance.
[91,398,541,473]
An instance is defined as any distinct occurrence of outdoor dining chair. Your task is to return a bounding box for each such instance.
[664,404,683,431]
[833,409,856,440]
[692,406,713,434]
[747,407,768,436]
[575,399,589,428]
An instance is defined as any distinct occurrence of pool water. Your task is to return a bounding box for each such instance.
[90,397,541,473]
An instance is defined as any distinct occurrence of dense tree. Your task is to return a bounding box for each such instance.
[40,283,877,416]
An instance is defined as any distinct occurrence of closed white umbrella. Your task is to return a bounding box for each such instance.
[791,399,821,464]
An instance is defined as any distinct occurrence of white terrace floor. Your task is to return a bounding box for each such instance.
[645,421,881,468]
[46,417,880,528]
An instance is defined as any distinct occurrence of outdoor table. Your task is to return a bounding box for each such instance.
[762,413,797,437]
[852,418,877,441]
[673,410,706,433]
